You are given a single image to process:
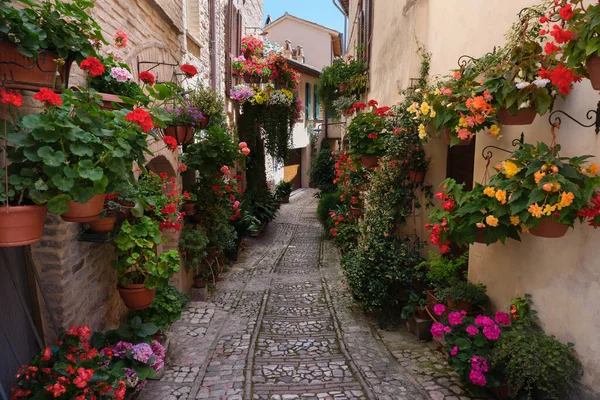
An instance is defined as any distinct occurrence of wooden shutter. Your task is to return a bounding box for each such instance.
[226,0,241,93]
[364,0,373,65]
[313,89,319,120]
[305,83,311,120]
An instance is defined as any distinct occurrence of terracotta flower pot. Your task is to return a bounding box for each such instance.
[98,92,125,110]
[587,55,600,90]
[529,219,569,238]
[182,202,195,216]
[491,380,511,399]
[88,215,116,234]
[498,107,536,126]
[443,128,472,146]
[61,194,107,222]
[361,155,378,169]
[447,296,474,311]
[408,170,426,183]
[280,195,290,203]
[193,277,207,288]
[350,205,362,218]
[415,306,430,320]
[426,290,439,306]
[0,41,72,90]
[475,228,498,244]
[0,205,47,247]
[117,284,156,310]
[200,116,210,129]
[164,125,194,146]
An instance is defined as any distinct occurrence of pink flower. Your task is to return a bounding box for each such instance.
[469,369,487,387]
[471,355,489,372]
[220,165,231,176]
[453,71,461,79]
[440,88,452,96]
[474,315,494,327]
[450,346,458,356]
[448,312,463,326]
[466,325,479,336]
[238,142,248,148]
[430,323,451,338]
[482,323,501,341]
[241,147,251,156]
[494,311,511,326]
[433,304,446,316]
[114,30,128,48]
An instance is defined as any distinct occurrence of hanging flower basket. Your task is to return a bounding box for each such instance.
[361,155,379,169]
[408,170,426,183]
[117,284,156,310]
[182,202,195,216]
[0,41,72,90]
[586,55,600,90]
[475,228,498,244]
[529,219,570,238]
[498,107,536,126]
[164,125,194,146]
[199,116,210,129]
[443,129,472,146]
[61,194,106,222]
[0,205,47,247]
[350,205,362,218]
[88,215,116,234]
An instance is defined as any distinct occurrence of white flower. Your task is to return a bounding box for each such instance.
[518,69,525,78]
[110,67,132,82]
[516,82,530,89]
[514,76,522,84]
[532,78,550,88]
[518,100,531,109]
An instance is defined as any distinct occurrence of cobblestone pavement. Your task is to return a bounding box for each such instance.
[140,189,481,400]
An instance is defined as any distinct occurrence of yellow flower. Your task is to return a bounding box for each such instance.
[407,102,418,114]
[495,189,507,204]
[534,171,546,185]
[420,102,431,116]
[483,187,496,197]
[557,192,575,209]
[489,125,501,138]
[429,110,437,118]
[418,124,427,139]
[485,215,499,227]
[528,203,543,218]
[434,88,441,96]
[459,116,468,128]
[502,160,522,179]
[542,204,557,216]
[510,215,520,226]
[589,163,599,175]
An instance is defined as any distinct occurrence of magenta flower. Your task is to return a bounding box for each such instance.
[469,368,487,387]
[450,346,458,356]
[466,325,479,336]
[430,322,450,338]
[150,340,165,372]
[448,311,463,326]
[494,311,511,326]
[483,323,501,341]
[474,315,494,327]
[112,341,133,359]
[433,303,446,316]
[471,355,489,372]
[132,343,154,363]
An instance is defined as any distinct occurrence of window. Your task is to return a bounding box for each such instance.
[186,0,200,37]
[305,82,311,120]
[313,89,320,120]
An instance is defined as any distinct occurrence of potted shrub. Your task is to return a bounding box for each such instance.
[129,285,190,332]
[407,145,429,183]
[346,103,390,168]
[417,251,469,305]
[163,101,205,146]
[188,85,225,128]
[316,57,367,116]
[441,281,489,311]
[275,180,293,203]
[112,216,180,310]
[0,0,103,90]
[179,226,211,286]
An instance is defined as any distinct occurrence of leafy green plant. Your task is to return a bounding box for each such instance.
[417,251,468,290]
[317,57,367,115]
[317,191,342,227]
[275,180,293,199]
[400,291,428,320]
[97,316,159,346]
[441,281,489,309]
[309,140,337,193]
[182,125,241,175]
[130,285,190,331]
[179,226,209,275]
[346,111,388,157]
[188,85,225,120]
[90,53,147,100]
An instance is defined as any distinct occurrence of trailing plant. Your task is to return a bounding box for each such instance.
[187,85,225,121]
[164,101,205,126]
[130,285,190,331]
[309,140,337,193]
[317,56,367,115]
[179,226,209,275]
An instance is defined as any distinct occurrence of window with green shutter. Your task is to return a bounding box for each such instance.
[305,82,311,120]
[313,89,319,120]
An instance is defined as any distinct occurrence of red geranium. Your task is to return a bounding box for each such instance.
[353,102,367,111]
[163,135,178,151]
[126,108,153,132]
[139,71,156,86]
[180,64,198,77]
[548,65,580,95]
[106,193,118,200]
[160,203,177,215]
[34,88,62,107]
[544,41,561,55]
[177,163,187,172]
[559,4,574,21]
[368,99,378,107]
[367,132,378,139]
[79,56,105,77]
[159,172,168,179]
[374,106,391,116]
[549,24,574,44]
[0,89,23,107]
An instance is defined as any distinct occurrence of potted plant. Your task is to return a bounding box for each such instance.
[0,0,103,90]
[275,180,293,203]
[417,251,469,304]
[136,171,187,232]
[441,281,489,311]
[229,84,255,103]
[407,145,429,183]
[163,101,205,146]
[401,291,430,320]
[316,56,367,116]
[112,216,180,310]
[179,226,211,287]
[181,192,197,216]
[345,104,389,168]
[130,284,190,332]
[188,85,225,128]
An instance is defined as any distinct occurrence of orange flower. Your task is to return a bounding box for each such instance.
[557,192,575,209]
[589,163,599,175]
[528,203,543,218]
[485,215,499,227]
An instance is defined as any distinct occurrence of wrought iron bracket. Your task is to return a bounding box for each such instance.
[548,101,600,134]
[457,47,497,70]
[136,59,180,84]
[481,132,525,161]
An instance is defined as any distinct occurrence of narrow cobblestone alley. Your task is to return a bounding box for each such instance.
[139,190,477,400]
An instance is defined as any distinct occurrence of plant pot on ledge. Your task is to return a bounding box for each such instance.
[529,219,569,238]
[164,125,194,146]
[350,205,362,219]
[88,215,116,234]
[182,202,195,216]
[98,93,125,110]
[61,194,106,223]
[117,284,156,310]
[498,107,536,125]
[408,170,426,183]
[0,205,47,247]
[361,155,379,169]
[587,55,600,90]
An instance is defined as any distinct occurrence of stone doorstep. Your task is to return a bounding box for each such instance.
[148,337,171,381]
[190,285,208,302]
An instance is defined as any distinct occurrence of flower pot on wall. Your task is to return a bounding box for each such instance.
[61,194,106,222]
[529,219,569,238]
[88,215,116,234]
[98,92,125,110]
[361,155,378,169]
[586,55,600,90]
[498,107,536,125]
[350,205,362,218]
[443,129,472,146]
[164,125,194,146]
[0,205,47,247]
[0,41,72,90]
[117,284,156,310]
[408,170,426,183]
[182,202,195,216]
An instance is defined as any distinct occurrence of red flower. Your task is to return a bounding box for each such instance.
[106,193,118,200]
[544,42,561,55]
[46,383,66,397]
[549,65,580,95]
[79,56,105,77]
[177,163,187,172]
[126,108,153,132]
[346,107,356,115]
[212,185,221,192]
[159,172,168,179]
[539,16,548,23]
[34,88,62,107]
[160,203,177,215]
[73,368,94,388]
[539,67,551,79]
[442,199,456,211]
[163,135,178,151]
[559,4,574,20]
[139,71,156,86]
[367,132,378,139]
[549,24,574,44]
[184,191,191,199]
[353,102,367,110]
[374,106,391,116]
[41,347,52,361]
[368,99,378,107]
[181,64,198,77]
[0,89,23,107]
[434,192,446,200]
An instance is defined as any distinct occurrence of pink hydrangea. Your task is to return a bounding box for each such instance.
[433,303,446,316]
[466,325,479,336]
[448,311,463,326]
[430,323,451,338]
[150,340,165,372]
[450,346,458,356]
[483,323,501,341]
[474,315,495,327]
[494,311,511,326]
[469,369,487,387]
[112,341,133,359]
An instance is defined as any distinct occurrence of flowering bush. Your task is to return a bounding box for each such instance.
[164,101,205,126]
[135,171,187,231]
[230,85,255,102]
[241,35,264,58]
[231,55,246,71]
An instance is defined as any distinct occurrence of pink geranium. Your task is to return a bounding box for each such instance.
[447,312,463,326]
[433,303,446,316]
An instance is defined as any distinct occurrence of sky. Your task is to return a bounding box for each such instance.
[263,0,345,34]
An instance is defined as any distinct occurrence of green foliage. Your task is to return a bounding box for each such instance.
[95,316,159,346]
[400,291,428,320]
[317,191,342,227]
[346,111,389,157]
[317,57,367,116]
[179,226,209,275]
[182,125,241,175]
[440,281,489,309]
[129,285,190,331]
[275,180,293,198]
[309,141,337,193]
[417,251,468,289]
[90,53,147,100]
[187,85,225,119]
[246,192,279,225]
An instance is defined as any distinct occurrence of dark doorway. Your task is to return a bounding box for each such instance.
[446,138,476,191]
[284,149,303,190]
[0,248,44,396]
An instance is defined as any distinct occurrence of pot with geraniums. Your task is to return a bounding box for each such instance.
[112,216,180,310]
[346,102,390,168]
[406,145,430,184]
[0,0,104,90]
[275,180,293,203]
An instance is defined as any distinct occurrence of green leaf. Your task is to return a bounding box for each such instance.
[78,160,104,181]
[51,175,74,191]
[528,188,546,205]
[38,147,65,167]
[70,143,94,157]
[70,186,96,204]
[47,194,71,214]
[455,337,472,350]
[534,89,552,116]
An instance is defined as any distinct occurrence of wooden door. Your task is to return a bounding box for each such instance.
[284,149,302,190]
[446,138,476,191]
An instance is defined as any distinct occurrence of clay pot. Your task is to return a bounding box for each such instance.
[415,306,430,320]
[88,215,116,234]
[529,219,569,238]
[193,277,207,288]
[280,195,290,203]
[408,170,426,183]
[0,41,71,90]
[0,205,47,247]
[164,125,194,146]
[475,228,498,244]
[199,116,210,129]
[361,155,379,169]
[182,202,195,216]
[61,194,107,222]
[425,290,439,306]
[491,379,511,399]
[586,55,600,90]
[117,284,156,310]
[498,107,536,125]
[447,296,473,311]
[443,129,472,146]
[98,93,125,110]
[350,205,362,218]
